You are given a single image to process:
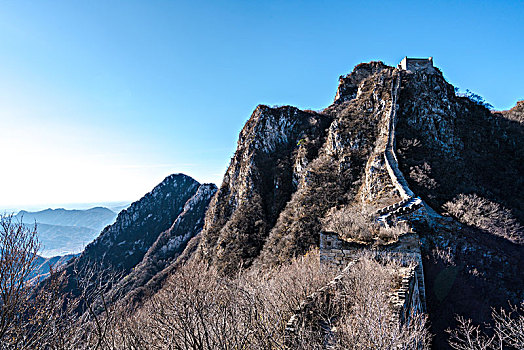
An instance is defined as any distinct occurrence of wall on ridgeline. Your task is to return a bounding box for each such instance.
[384,72,415,200]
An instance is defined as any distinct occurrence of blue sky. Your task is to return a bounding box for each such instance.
[0,0,522,209]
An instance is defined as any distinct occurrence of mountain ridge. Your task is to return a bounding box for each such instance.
[29,59,523,349]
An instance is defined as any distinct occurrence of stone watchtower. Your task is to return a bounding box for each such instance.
[398,56,434,72]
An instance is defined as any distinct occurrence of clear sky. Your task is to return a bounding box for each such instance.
[0,0,522,210]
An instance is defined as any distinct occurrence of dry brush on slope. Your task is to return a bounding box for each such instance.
[448,303,524,350]
[82,250,430,350]
[321,203,410,244]
[2,215,431,349]
[443,193,523,244]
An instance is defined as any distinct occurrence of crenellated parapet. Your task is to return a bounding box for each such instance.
[397,57,435,73]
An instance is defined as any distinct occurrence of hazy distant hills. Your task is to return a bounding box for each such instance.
[16,207,118,257]
[16,207,117,231]
[28,254,77,283]
[28,223,98,257]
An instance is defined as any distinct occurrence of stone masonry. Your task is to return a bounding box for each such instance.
[398,56,435,73]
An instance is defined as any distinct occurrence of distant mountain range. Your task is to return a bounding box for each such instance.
[28,254,78,284]
[16,207,118,231]
[16,207,119,257]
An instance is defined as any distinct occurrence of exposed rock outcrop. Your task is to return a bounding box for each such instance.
[196,105,331,273]
[110,183,217,304]
[191,62,407,272]
[500,100,524,124]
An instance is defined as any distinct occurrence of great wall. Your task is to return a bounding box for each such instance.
[285,58,438,345]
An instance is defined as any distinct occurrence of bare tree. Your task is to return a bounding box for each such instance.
[444,194,523,244]
[0,214,123,349]
[0,214,40,347]
[448,303,524,350]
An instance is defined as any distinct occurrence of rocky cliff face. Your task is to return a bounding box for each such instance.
[397,69,523,220]
[196,105,332,273]
[81,174,200,271]
[261,64,400,264]
[196,63,403,271]
[500,100,524,124]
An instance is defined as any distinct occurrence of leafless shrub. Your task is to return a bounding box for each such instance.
[108,249,338,349]
[69,263,124,349]
[0,214,39,347]
[448,302,524,350]
[432,246,456,266]
[448,316,495,350]
[444,194,523,244]
[323,205,409,244]
[323,205,378,243]
[332,256,431,349]
[0,215,83,350]
[492,304,524,349]
[409,162,438,190]
[377,220,410,244]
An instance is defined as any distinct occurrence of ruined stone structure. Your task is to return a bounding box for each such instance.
[319,231,426,317]
[284,259,359,347]
[398,56,434,72]
[285,243,425,347]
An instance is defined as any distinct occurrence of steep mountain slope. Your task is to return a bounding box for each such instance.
[393,67,524,348]
[262,63,399,264]
[187,60,522,348]
[58,174,211,301]
[196,105,332,273]
[110,183,217,305]
[396,72,524,226]
[196,62,400,271]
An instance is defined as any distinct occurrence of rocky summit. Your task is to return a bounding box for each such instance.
[56,173,217,304]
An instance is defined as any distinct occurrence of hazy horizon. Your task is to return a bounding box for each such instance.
[1,0,522,208]
[1,200,132,214]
